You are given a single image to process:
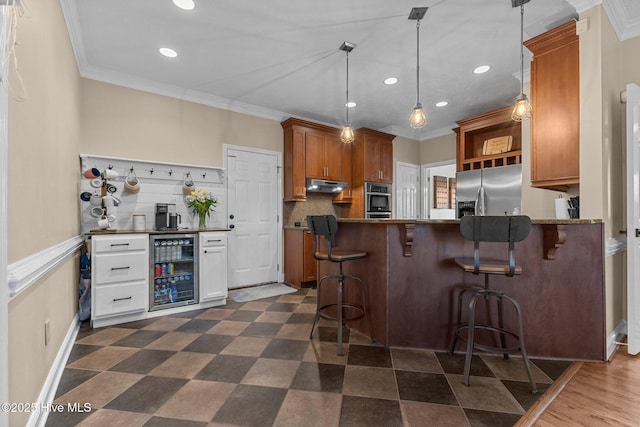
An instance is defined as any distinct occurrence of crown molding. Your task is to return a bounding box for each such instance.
[567,0,640,41]
[59,0,88,70]
[602,0,640,41]
[566,0,602,14]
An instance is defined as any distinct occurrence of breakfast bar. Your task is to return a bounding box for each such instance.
[316,218,605,361]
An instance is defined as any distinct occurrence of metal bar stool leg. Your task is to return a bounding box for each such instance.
[463,293,481,386]
[337,275,344,356]
[496,294,509,359]
[508,294,538,394]
[358,276,374,343]
[449,288,468,355]
[309,276,326,340]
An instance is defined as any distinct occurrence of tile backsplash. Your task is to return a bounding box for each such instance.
[283,195,348,226]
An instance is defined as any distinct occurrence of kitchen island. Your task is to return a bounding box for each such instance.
[316,218,605,361]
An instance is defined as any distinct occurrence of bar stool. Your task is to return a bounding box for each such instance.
[449,215,537,394]
[306,215,373,356]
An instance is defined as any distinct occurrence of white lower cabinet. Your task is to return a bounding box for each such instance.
[91,234,149,326]
[199,232,228,302]
[90,231,228,328]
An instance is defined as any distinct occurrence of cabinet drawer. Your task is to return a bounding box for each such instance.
[94,252,148,284]
[200,232,227,248]
[93,234,148,253]
[94,281,147,317]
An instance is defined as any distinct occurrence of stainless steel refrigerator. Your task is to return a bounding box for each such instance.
[455,164,522,218]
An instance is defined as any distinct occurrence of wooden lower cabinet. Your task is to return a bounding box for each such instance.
[284,228,317,288]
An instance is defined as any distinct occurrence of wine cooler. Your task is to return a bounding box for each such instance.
[149,234,198,311]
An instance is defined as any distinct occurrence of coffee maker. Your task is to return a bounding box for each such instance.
[155,203,177,231]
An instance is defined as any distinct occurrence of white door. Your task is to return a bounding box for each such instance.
[395,162,419,219]
[626,83,640,355]
[225,146,281,289]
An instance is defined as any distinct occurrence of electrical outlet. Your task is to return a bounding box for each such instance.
[44,320,50,346]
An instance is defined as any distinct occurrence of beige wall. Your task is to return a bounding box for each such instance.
[7,1,83,424]
[419,133,456,165]
[392,135,420,165]
[579,5,627,338]
[81,80,283,167]
[621,37,640,86]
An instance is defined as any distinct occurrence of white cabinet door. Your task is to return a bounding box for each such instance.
[200,233,228,302]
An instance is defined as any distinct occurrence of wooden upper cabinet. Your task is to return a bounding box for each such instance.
[454,106,522,172]
[281,118,352,203]
[282,120,307,201]
[333,141,353,203]
[358,129,394,184]
[525,20,579,191]
[306,130,342,180]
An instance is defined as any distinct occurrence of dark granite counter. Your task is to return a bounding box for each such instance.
[337,218,602,225]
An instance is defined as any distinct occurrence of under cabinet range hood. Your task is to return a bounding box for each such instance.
[306,178,347,193]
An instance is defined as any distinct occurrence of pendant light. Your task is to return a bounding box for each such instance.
[409,7,428,129]
[511,0,532,121]
[339,41,356,143]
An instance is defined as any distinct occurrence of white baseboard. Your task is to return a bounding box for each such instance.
[606,319,627,361]
[27,315,80,427]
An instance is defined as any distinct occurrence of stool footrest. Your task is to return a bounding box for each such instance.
[318,303,366,323]
[453,324,521,354]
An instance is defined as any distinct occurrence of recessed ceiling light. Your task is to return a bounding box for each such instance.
[173,0,195,10]
[435,101,448,107]
[473,65,491,74]
[383,77,398,85]
[346,101,357,108]
[159,47,178,58]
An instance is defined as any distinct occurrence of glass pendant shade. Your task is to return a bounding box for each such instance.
[341,122,355,143]
[409,103,427,129]
[409,8,428,129]
[512,1,532,122]
[511,94,532,121]
[339,41,356,143]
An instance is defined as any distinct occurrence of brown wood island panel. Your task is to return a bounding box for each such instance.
[317,221,606,361]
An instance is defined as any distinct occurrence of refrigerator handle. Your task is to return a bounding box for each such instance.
[475,187,486,216]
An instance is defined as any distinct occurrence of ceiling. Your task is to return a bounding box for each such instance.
[60,0,639,141]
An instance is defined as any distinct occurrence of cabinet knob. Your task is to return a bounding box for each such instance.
[229,224,235,229]
[229,214,235,219]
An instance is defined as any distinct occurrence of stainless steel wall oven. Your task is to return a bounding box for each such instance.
[365,182,392,219]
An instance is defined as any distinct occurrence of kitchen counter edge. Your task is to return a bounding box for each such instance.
[336,218,601,225]
[86,228,230,236]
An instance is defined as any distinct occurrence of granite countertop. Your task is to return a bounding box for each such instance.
[336,218,602,225]
[284,225,309,230]
[87,227,230,235]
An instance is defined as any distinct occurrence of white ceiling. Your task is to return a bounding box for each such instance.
[59,0,638,141]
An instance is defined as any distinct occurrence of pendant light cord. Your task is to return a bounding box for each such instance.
[416,19,421,105]
[345,50,349,123]
[519,3,524,96]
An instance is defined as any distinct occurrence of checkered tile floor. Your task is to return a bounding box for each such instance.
[46,287,571,426]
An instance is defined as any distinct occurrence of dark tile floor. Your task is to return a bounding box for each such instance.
[45,288,571,427]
